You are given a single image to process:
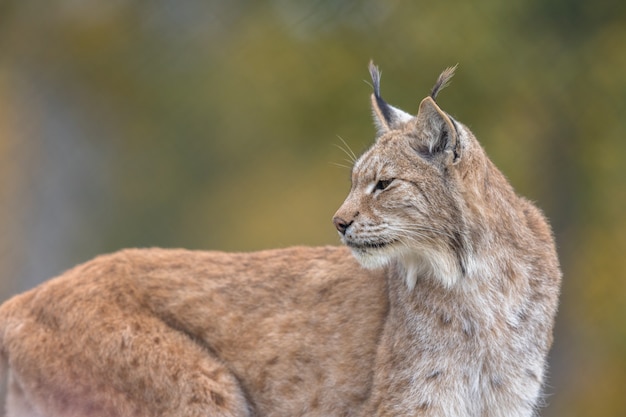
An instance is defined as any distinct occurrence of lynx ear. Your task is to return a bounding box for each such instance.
[411,65,460,163]
[369,61,413,135]
[412,96,460,163]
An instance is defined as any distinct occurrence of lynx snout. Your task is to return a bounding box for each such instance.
[332,215,352,235]
[332,196,360,237]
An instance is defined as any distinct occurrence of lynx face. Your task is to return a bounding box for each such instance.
[334,64,478,289]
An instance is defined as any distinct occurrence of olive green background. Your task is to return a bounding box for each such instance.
[1,1,624,415]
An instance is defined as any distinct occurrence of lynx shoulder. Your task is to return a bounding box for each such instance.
[0,63,561,417]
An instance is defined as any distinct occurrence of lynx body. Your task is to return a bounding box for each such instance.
[0,63,561,417]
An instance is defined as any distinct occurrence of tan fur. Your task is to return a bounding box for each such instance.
[0,64,561,417]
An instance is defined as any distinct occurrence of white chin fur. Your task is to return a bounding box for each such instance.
[349,246,396,270]
[350,244,463,290]
[399,247,463,290]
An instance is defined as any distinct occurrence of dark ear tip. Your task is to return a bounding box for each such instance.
[368,60,381,97]
[430,64,458,100]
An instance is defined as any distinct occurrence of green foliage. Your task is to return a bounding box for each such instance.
[0,1,625,415]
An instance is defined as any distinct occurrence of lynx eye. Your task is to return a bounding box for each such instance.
[374,179,393,191]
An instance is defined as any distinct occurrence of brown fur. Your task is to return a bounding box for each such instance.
[0,247,388,416]
[0,64,561,417]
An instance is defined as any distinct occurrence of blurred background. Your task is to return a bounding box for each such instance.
[0,0,624,415]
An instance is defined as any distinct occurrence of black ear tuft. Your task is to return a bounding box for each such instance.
[368,60,382,98]
[430,65,458,101]
[368,60,394,128]
[368,61,414,135]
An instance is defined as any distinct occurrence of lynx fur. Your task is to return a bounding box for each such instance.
[0,63,561,417]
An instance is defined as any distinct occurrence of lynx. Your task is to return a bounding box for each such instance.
[0,63,561,417]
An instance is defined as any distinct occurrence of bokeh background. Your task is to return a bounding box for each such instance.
[1,1,625,415]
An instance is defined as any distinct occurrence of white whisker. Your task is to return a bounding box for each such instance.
[330,162,352,170]
[388,224,456,241]
[386,226,435,240]
[336,135,358,162]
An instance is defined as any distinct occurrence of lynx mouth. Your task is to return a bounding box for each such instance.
[346,239,398,251]
[345,238,401,270]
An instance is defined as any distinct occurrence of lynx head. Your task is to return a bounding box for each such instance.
[333,62,495,289]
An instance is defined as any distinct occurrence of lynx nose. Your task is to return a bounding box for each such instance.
[333,216,352,235]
